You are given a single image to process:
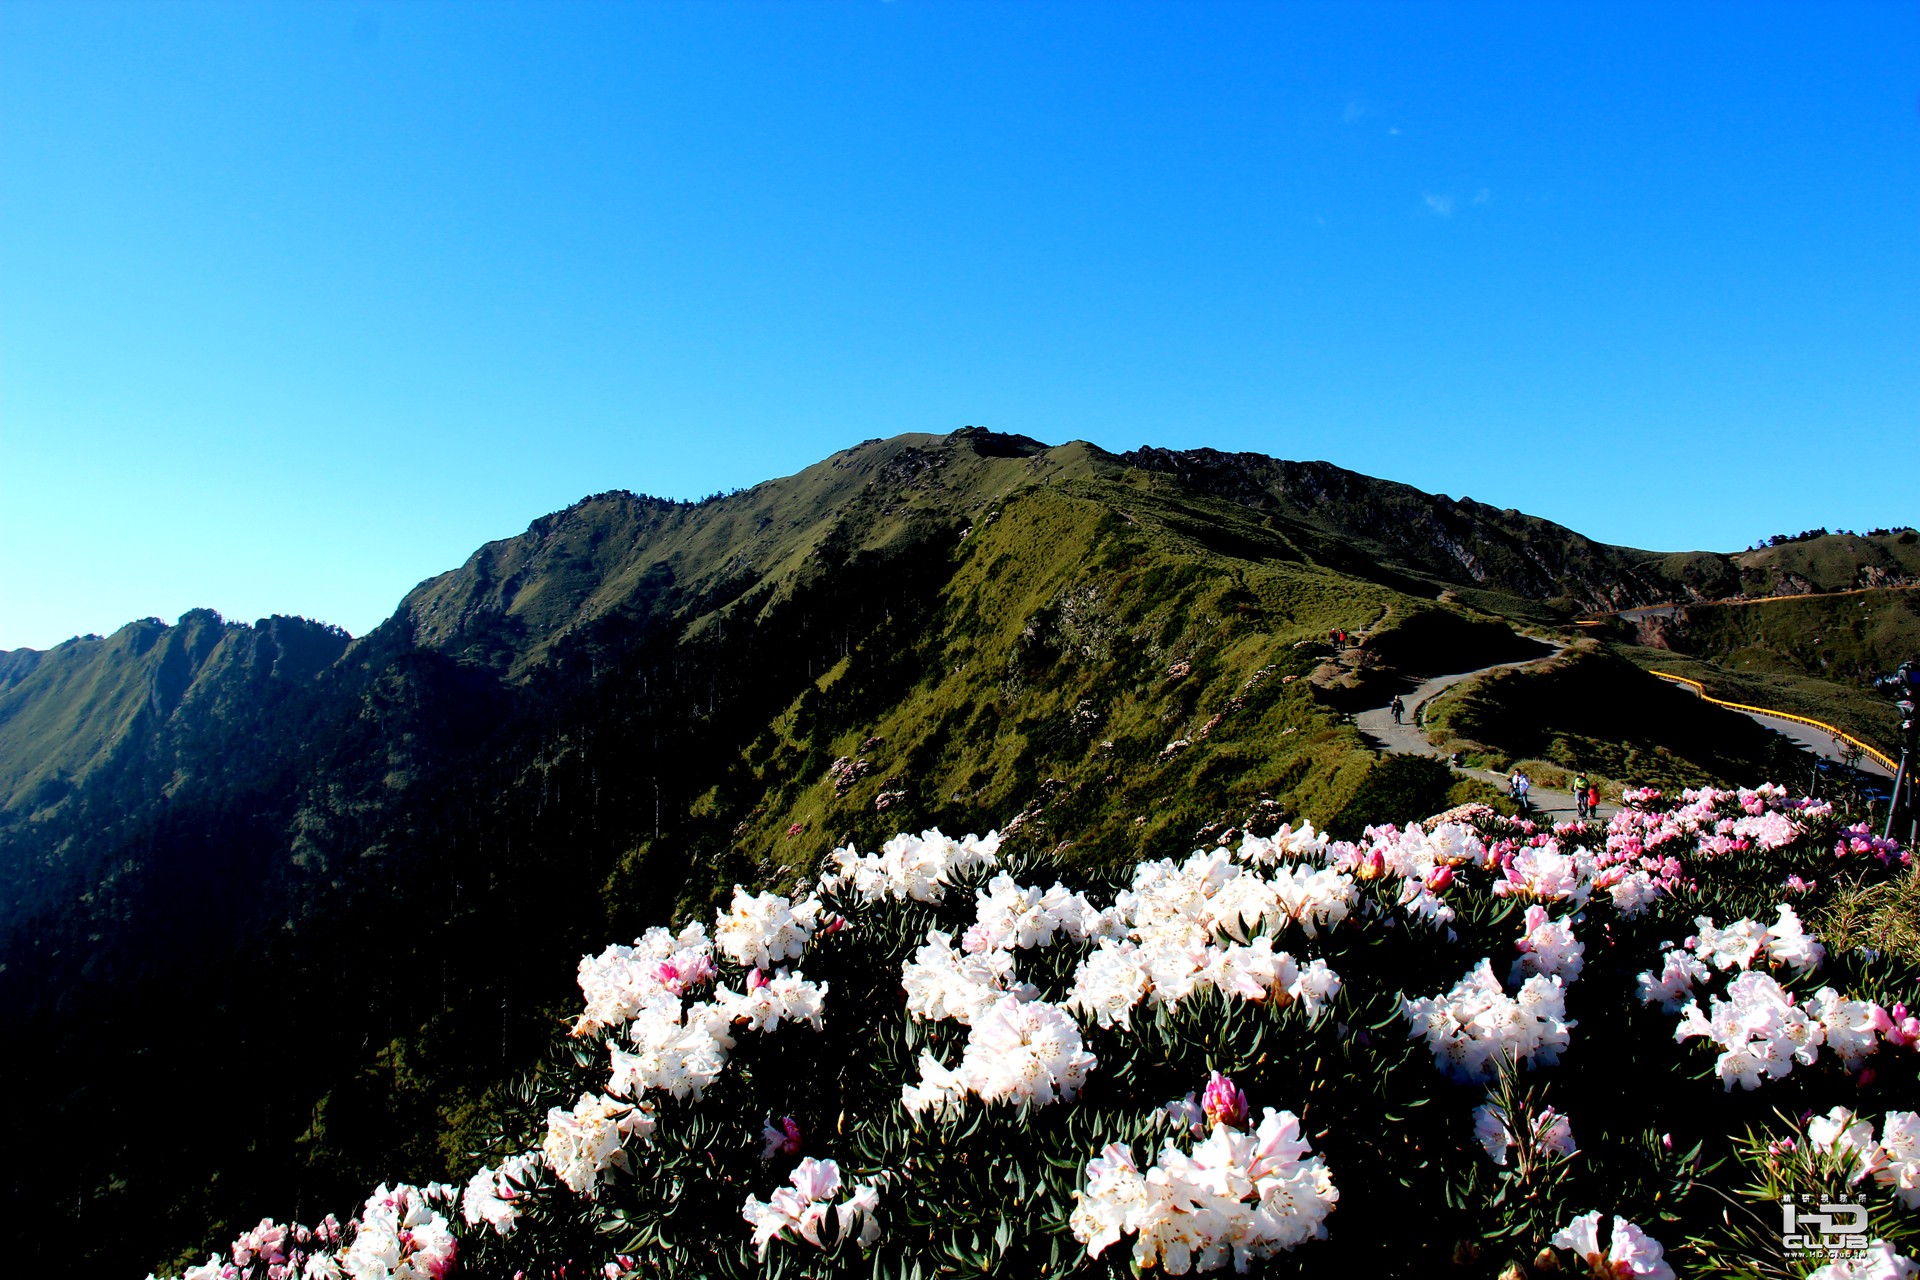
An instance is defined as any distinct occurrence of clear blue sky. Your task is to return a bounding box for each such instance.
[3,2,1916,650]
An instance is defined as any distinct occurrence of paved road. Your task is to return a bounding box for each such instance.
[1351,634,1898,817]
[1351,646,1621,824]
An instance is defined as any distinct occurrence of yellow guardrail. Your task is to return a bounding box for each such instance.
[1648,670,1899,774]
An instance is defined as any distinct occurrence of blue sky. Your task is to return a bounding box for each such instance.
[3,2,1915,650]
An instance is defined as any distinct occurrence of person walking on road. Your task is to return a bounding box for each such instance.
[1587,782,1601,821]
[1572,772,1590,819]
[1390,695,1405,725]
[1509,769,1531,816]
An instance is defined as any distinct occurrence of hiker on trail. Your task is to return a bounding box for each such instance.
[1390,695,1405,725]
[1587,783,1600,818]
[1509,770,1531,815]
[1572,773,1590,818]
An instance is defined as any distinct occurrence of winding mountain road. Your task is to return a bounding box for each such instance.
[1350,630,1897,818]
[1350,644,1619,823]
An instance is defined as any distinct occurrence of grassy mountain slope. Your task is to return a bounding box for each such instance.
[1650,587,1919,688]
[0,611,347,813]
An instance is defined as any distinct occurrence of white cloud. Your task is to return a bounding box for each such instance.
[1423,193,1455,217]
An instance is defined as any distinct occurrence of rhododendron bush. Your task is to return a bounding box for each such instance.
[151,788,1920,1279]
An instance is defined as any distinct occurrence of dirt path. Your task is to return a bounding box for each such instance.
[1351,644,1622,823]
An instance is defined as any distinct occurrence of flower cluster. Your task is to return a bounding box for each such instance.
[818,829,1003,903]
[332,1183,460,1280]
[1070,1089,1338,1274]
[1401,959,1575,1082]
[461,1151,543,1236]
[542,1092,655,1197]
[741,1158,882,1259]
[1671,970,1905,1090]
[1062,846,1349,1025]
[716,887,823,969]
[1636,903,1824,1011]
[1835,822,1913,869]
[902,994,1097,1117]
[573,922,718,1037]
[1804,1106,1920,1207]
[1510,904,1584,986]
[1549,1211,1674,1280]
[157,1215,347,1280]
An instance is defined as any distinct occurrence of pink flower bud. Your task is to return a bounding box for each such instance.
[747,967,770,992]
[1424,864,1455,893]
[1356,850,1386,882]
[1201,1071,1249,1130]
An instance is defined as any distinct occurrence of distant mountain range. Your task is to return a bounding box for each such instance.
[2,429,1912,1273]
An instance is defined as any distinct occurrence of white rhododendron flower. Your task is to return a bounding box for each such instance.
[607,998,736,1101]
[966,873,1121,951]
[1673,971,1824,1090]
[1809,988,1888,1070]
[1637,949,1710,1012]
[1762,904,1825,973]
[715,887,821,969]
[1806,1106,1885,1184]
[959,995,1097,1106]
[903,929,1028,1025]
[1603,868,1662,918]
[1402,959,1574,1082]
[572,922,716,1036]
[1510,904,1584,986]
[1266,863,1354,936]
[1235,819,1332,866]
[340,1183,459,1280]
[1876,1111,1920,1209]
[741,1158,882,1258]
[714,968,829,1033]
[1067,939,1153,1029]
[1806,1242,1920,1280]
[1493,845,1594,905]
[1070,1104,1337,1273]
[902,995,1096,1115]
[818,829,1002,903]
[542,1093,653,1197]
[461,1151,543,1236]
[1550,1212,1674,1280]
